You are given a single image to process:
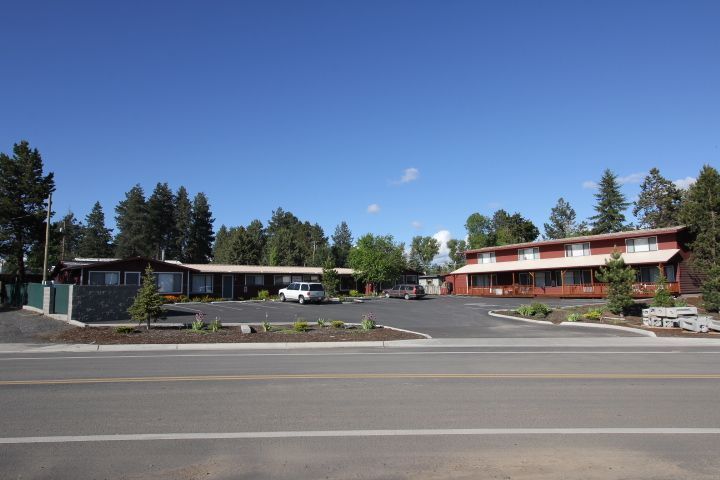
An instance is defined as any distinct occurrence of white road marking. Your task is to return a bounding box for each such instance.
[2,351,720,361]
[3,428,720,444]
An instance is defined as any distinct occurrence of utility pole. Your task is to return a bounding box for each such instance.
[60,216,66,262]
[42,193,52,284]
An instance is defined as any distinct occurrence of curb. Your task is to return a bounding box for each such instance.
[489,310,656,337]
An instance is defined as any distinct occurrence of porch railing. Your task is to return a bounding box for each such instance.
[467,282,679,297]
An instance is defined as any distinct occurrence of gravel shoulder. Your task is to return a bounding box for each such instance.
[0,307,73,343]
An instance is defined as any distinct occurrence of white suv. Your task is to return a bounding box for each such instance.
[278,282,326,304]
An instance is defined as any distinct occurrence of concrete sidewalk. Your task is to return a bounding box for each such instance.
[2,336,720,354]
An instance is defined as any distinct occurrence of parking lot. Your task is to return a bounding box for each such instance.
[155,295,635,338]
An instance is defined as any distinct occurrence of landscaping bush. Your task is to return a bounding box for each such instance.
[293,321,309,332]
[331,320,345,329]
[516,305,534,316]
[652,274,676,307]
[530,303,552,317]
[361,312,376,330]
[566,313,582,322]
[349,290,360,297]
[674,298,689,307]
[257,290,270,300]
[210,317,222,332]
[317,318,327,327]
[115,326,136,334]
[191,312,206,331]
[596,250,635,314]
[583,308,603,320]
[262,320,272,332]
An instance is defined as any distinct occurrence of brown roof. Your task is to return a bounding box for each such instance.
[464,226,686,255]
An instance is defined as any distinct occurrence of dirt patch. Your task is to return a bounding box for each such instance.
[498,302,720,338]
[48,325,424,344]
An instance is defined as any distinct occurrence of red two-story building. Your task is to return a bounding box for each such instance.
[444,226,703,298]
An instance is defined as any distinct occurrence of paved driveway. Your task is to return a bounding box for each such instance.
[159,296,637,338]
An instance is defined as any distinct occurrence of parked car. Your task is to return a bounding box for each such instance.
[278,282,326,304]
[383,284,426,300]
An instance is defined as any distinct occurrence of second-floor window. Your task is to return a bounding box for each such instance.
[626,236,658,253]
[517,247,540,261]
[478,252,495,264]
[565,242,591,257]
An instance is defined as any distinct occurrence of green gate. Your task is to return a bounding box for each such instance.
[27,283,44,309]
[53,284,70,314]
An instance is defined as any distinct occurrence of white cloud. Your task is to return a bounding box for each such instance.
[397,167,419,184]
[582,180,598,189]
[432,229,452,263]
[674,176,696,190]
[411,220,422,229]
[367,203,380,214]
[617,172,646,185]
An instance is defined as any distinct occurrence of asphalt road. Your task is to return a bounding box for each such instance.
[157,296,626,338]
[2,345,720,479]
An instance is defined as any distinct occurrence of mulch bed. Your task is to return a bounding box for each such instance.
[48,325,423,344]
[498,302,720,338]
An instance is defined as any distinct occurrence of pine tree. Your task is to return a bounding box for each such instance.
[185,192,215,263]
[680,165,720,273]
[0,141,55,282]
[127,265,165,330]
[147,182,178,260]
[174,186,192,262]
[702,266,720,312]
[544,198,587,239]
[321,257,340,297]
[331,221,353,267]
[590,169,629,234]
[244,219,266,264]
[652,272,675,307]
[212,225,232,263]
[633,168,683,229]
[265,207,304,266]
[115,185,151,258]
[78,201,114,258]
[596,250,636,314]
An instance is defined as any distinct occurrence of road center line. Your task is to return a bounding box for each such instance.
[3,373,720,386]
[3,428,720,444]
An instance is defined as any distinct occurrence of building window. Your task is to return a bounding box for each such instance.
[534,271,563,287]
[404,275,418,284]
[564,242,591,257]
[124,272,141,286]
[88,271,120,286]
[192,274,214,293]
[517,247,540,261]
[274,275,291,286]
[478,252,496,264]
[626,236,658,253]
[471,274,496,287]
[291,275,303,282]
[636,266,661,283]
[665,265,676,282]
[246,274,264,286]
[564,270,592,285]
[153,272,183,293]
[302,275,321,282]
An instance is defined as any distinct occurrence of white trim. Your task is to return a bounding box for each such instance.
[124,271,141,286]
[87,271,120,286]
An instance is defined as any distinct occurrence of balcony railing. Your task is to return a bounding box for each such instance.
[466,282,679,297]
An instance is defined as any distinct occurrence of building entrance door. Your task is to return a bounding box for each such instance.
[222,275,233,299]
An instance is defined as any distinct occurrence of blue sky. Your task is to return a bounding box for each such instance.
[1,0,718,261]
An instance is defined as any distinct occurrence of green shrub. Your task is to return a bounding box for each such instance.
[360,312,376,330]
[293,321,309,332]
[331,320,345,329]
[349,290,360,297]
[516,305,534,316]
[258,290,270,300]
[583,308,603,320]
[530,303,552,317]
[191,318,206,331]
[652,274,675,307]
[177,295,191,303]
[262,320,272,332]
[674,298,689,307]
[566,313,582,322]
[210,317,222,332]
[115,326,135,334]
[317,318,327,327]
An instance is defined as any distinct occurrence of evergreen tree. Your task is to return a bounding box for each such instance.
[212,225,232,263]
[174,186,192,262]
[115,184,151,258]
[633,168,683,229]
[679,165,720,273]
[702,266,720,312]
[244,219,266,264]
[78,201,114,258]
[265,207,304,266]
[652,272,675,307]
[147,182,178,260]
[185,192,215,263]
[544,198,587,239]
[590,169,629,234]
[302,222,329,267]
[408,235,440,273]
[447,239,467,269]
[596,250,636,314]
[0,141,55,282]
[127,265,165,330]
[321,257,340,297]
[331,221,353,267]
